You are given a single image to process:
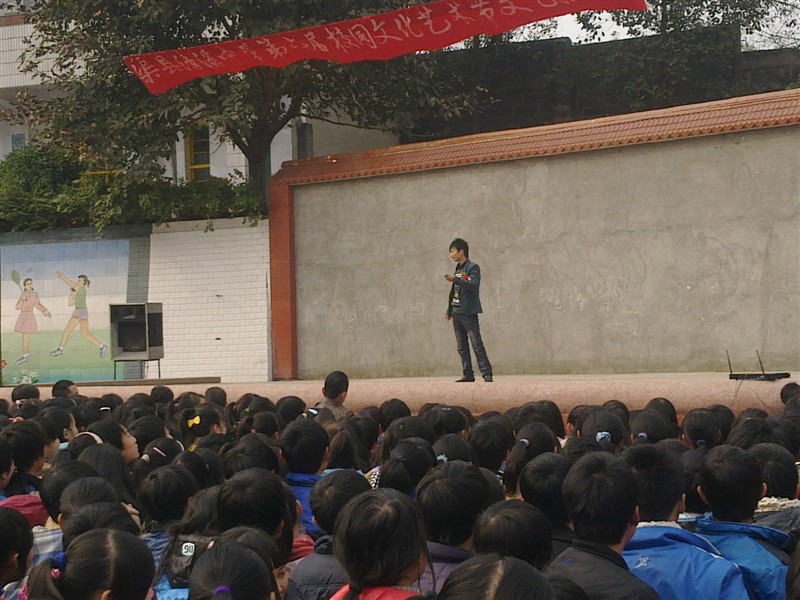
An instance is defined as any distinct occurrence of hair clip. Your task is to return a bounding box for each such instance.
[695,439,707,447]
[152,446,167,458]
[140,454,151,463]
[9,416,24,423]
[595,431,612,443]
[187,415,201,427]
[437,454,448,463]
[518,438,530,447]
[212,586,231,597]
[52,552,66,571]
[636,432,649,442]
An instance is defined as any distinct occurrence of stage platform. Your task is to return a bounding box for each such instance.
[2,372,793,416]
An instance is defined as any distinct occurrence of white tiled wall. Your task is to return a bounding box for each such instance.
[147,219,270,382]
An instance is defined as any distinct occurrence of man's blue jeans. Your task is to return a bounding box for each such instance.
[452,312,492,379]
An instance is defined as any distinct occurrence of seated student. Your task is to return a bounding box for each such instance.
[750,442,800,538]
[287,470,371,600]
[378,440,437,496]
[0,421,47,496]
[473,500,552,570]
[519,453,575,559]
[545,452,660,600]
[502,423,559,498]
[24,529,154,600]
[468,418,513,477]
[137,464,199,569]
[331,489,428,600]
[0,507,34,600]
[190,542,278,600]
[316,371,354,422]
[51,380,78,400]
[60,502,141,548]
[0,441,14,502]
[433,553,554,600]
[620,444,749,600]
[414,461,492,594]
[695,444,790,600]
[217,468,286,539]
[280,419,330,538]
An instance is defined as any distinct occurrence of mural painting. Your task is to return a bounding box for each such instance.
[1,240,129,384]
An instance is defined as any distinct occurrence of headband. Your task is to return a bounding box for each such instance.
[518,438,529,447]
[74,431,103,444]
[636,432,649,442]
[212,586,231,597]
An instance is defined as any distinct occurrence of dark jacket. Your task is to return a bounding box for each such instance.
[415,541,473,594]
[447,259,482,316]
[286,535,348,600]
[545,539,661,600]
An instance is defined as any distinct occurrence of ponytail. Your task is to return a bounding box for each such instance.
[26,556,67,600]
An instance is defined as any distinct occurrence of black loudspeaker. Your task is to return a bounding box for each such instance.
[110,303,164,361]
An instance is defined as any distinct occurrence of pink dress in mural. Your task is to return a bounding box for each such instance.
[15,291,47,333]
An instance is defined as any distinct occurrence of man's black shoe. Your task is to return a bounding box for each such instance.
[455,377,476,382]
[483,375,494,382]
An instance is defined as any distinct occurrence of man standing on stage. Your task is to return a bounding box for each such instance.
[445,238,493,383]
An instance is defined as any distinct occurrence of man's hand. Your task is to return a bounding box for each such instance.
[444,274,454,282]
[445,314,451,321]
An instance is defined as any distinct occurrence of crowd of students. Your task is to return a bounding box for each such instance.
[0,373,800,600]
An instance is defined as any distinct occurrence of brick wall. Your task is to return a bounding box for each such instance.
[148,219,270,382]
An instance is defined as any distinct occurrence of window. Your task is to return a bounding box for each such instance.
[10,133,25,151]
[186,127,211,182]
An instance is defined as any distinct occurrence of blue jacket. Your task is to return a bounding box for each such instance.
[695,516,789,600]
[285,472,323,537]
[447,260,482,316]
[622,524,749,600]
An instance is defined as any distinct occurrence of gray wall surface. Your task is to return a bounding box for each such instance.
[293,126,800,379]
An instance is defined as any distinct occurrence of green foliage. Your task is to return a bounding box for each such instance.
[15,0,476,197]
[0,145,263,232]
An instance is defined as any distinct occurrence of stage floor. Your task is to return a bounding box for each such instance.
[2,372,792,416]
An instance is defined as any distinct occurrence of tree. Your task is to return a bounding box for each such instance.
[15,0,475,199]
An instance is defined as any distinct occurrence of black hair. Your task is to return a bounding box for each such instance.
[0,420,45,473]
[566,405,594,435]
[381,416,436,461]
[323,371,350,400]
[416,461,492,547]
[150,385,174,405]
[699,444,764,522]
[127,415,168,455]
[179,404,224,448]
[622,443,684,521]
[728,417,788,451]
[436,553,554,600]
[59,477,119,523]
[561,435,602,460]
[423,406,468,438]
[172,485,220,536]
[682,409,720,449]
[131,437,184,485]
[236,410,281,441]
[644,397,678,429]
[327,427,368,472]
[480,467,507,504]
[65,432,99,460]
[61,502,140,548]
[275,396,306,427]
[39,408,75,444]
[433,434,477,464]
[77,443,138,507]
[519,453,570,529]
[333,489,427,599]
[12,398,42,420]
[222,436,280,478]
[52,380,76,399]
[189,542,274,600]
[379,398,412,431]
[0,506,34,583]
[379,439,437,495]
[749,442,798,500]
[87,420,125,449]
[310,469,372,535]
[512,402,561,438]
[32,413,61,448]
[279,417,329,474]
[577,409,626,454]
[39,459,99,521]
[469,418,514,472]
[537,400,566,438]
[602,400,631,430]
[473,500,552,569]
[449,238,469,257]
[205,386,227,408]
[26,529,154,600]
[217,468,285,535]
[630,410,674,445]
[137,464,198,523]
[0,441,12,480]
[216,527,281,587]
[503,422,558,495]
[562,452,639,545]
[11,384,40,402]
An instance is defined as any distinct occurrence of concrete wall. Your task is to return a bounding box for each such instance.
[292,126,800,378]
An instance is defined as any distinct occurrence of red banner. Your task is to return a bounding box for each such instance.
[124,0,645,95]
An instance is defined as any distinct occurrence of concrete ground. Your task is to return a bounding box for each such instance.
[2,372,792,416]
